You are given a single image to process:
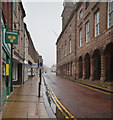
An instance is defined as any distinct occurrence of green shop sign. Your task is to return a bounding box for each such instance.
[5,31,18,44]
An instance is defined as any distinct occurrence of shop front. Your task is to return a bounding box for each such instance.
[1,17,11,107]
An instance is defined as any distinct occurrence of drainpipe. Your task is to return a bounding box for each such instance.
[0,0,2,114]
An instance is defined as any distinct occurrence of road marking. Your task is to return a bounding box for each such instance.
[75,82,113,96]
[47,83,77,120]
[48,86,69,119]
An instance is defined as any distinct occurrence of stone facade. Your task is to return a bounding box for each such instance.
[0,0,41,108]
[56,2,113,83]
[12,2,26,86]
[1,1,12,106]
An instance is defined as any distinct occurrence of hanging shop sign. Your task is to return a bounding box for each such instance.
[5,31,18,44]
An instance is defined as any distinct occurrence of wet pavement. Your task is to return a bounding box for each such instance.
[2,74,49,119]
[43,72,113,119]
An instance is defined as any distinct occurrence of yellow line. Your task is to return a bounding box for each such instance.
[48,84,77,120]
[48,85,69,119]
[75,82,113,96]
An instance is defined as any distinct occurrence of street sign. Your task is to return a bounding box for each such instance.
[40,62,43,67]
[39,58,43,67]
[5,31,18,44]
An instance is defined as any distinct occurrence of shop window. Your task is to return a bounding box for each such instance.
[13,64,17,81]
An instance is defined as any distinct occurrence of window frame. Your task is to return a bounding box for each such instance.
[79,28,82,47]
[108,1,113,28]
[95,10,100,37]
[79,9,83,19]
[86,21,89,42]
[69,39,72,53]
[65,41,67,56]
[86,2,89,9]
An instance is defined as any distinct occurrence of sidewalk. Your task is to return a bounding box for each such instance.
[2,74,49,119]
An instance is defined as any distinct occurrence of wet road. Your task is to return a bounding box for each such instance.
[43,72,113,119]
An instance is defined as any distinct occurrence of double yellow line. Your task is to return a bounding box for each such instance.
[75,82,113,96]
[47,83,77,120]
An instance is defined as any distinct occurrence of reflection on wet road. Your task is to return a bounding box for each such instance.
[43,72,113,119]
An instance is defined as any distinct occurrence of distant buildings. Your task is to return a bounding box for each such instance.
[0,0,41,109]
[51,64,56,72]
[56,1,113,83]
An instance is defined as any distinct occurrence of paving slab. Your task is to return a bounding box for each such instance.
[2,74,49,119]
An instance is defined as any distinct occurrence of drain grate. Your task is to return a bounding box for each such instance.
[7,99,37,103]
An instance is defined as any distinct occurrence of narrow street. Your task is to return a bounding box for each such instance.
[1,1,113,119]
[43,72,113,118]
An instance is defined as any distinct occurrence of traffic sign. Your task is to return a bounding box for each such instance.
[40,62,43,67]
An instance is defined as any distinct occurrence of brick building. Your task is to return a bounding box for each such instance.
[56,1,113,83]
[56,1,76,79]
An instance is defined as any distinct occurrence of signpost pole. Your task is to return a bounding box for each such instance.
[38,58,43,97]
[38,68,41,97]
[10,44,13,92]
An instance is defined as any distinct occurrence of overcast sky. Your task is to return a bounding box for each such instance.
[23,2,63,67]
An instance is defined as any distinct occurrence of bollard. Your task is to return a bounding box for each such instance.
[38,69,41,97]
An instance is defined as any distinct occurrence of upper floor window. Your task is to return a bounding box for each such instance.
[86,21,89,42]
[70,24,71,30]
[86,2,89,9]
[65,41,67,56]
[69,39,72,53]
[62,45,63,58]
[80,28,82,47]
[108,1,113,28]
[79,9,83,19]
[95,10,99,37]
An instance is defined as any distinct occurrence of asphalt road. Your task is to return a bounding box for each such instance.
[43,72,113,119]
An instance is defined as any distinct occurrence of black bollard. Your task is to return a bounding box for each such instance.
[38,69,41,97]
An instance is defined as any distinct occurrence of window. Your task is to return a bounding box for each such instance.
[18,7,20,29]
[70,24,71,30]
[65,41,67,56]
[65,31,67,36]
[86,21,89,42]
[86,2,89,9]
[62,45,63,58]
[80,28,82,47]
[13,64,17,81]
[79,9,83,19]
[108,1,113,28]
[69,40,72,53]
[95,10,99,37]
